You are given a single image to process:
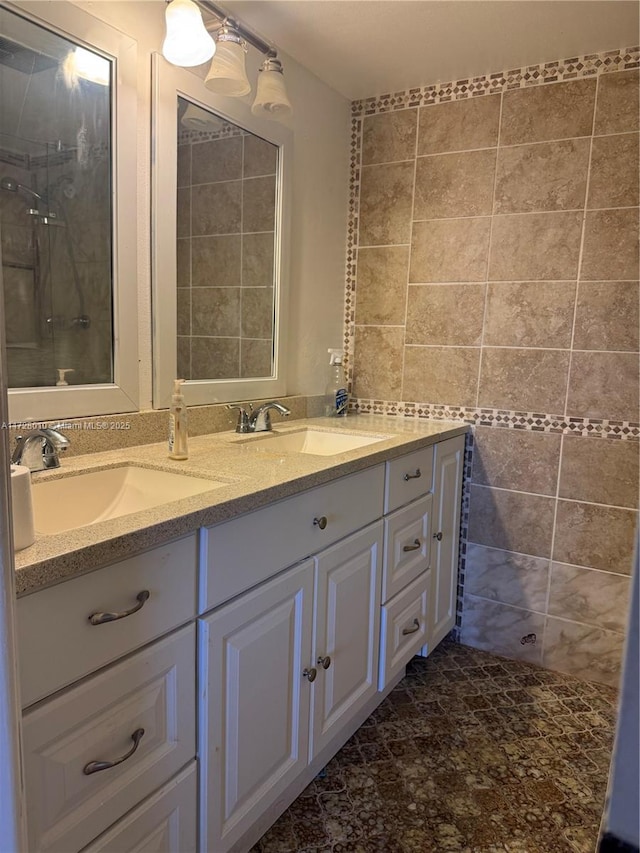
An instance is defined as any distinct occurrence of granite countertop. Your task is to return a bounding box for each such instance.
[14,415,468,597]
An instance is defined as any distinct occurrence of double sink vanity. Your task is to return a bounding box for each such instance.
[14,414,467,853]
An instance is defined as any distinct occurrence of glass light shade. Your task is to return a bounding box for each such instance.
[204,39,251,96]
[162,0,215,68]
[251,63,292,118]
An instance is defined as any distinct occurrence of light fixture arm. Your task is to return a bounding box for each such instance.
[195,0,277,58]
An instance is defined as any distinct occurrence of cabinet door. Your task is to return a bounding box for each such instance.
[310,522,383,761]
[199,560,314,853]
[431,435,466,648]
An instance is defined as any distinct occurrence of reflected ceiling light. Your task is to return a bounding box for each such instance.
[181,102,226,131]
[61,46,110,88]
[162,0,215,67]
[204,23,251,96]
[251,56,293,119]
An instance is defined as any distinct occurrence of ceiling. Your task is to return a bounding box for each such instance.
[224,1,639,100]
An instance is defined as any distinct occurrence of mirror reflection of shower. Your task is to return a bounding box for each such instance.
[0,6,113,389]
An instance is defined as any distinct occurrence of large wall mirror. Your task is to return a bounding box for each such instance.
[152,55,291,408]
[0,1,138,421]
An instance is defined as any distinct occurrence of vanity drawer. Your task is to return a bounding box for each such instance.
[384,445,434,513]
[382,494,433,604]
[202,465,385,611]
[23,624,196,853]
[379,571,429,690]
[18,534,197,707]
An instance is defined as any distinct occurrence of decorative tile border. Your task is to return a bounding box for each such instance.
[352,46,639,116]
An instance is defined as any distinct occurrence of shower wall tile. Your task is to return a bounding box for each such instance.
[587,133,639,209]
[177,336,190,379]
[579,209,640,280]
[191,181,241,235]
[548,563,631,633]
[192,235,241,288]
[359,161,415,245]
[594,69,639,134]
[191,137,242,184]
[240,339,272,378]
[483,281,576,348]
[177,143,191,188]
[468,485,555,558]
[499,78,596,145]
[242,233,274,288]
[355,246,409,325]
[478,348,570,414]
[177,187,191,238]
[553,500,638,574]
[543,618,625,687]
[410,217,491,282]
[176,288,190,336]
[242,176,276,233]
[402,346,480,406]
[465,543,550,612]
[494,139,590,213]
[177,238,190,287]
[559,435,639,508]
[417,95,501,155]
[471,427,561,495]
[488,211,583,280]
[191,336,239,380]
[241,288,274,339]
[566,351,639,421]
[413,149,496,219]
[362,109,417,165]
[191,288,240,337]
[572,281,639,352]
[405,284,485,346]
[353,326,404,400]
[461,596,544,663]
[243,135,277,178]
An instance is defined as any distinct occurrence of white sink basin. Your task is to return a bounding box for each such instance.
[32,465,226,534]
[241,428,391,456]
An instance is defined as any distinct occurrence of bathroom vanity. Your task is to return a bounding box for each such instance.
[14,417,466,853]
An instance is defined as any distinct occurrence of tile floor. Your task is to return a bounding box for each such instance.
[253,640,618,853]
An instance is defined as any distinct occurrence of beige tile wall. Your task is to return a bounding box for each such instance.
[349,66,639,685]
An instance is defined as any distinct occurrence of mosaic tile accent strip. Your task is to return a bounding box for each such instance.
[454,430,474,638]
[352,46,639,116]
[254,639,618,853]
[177,122,245,145]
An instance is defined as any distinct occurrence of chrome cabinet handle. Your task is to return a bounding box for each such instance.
[88,591,150,626]
[313,516,328,530]
[83,728,145,775]
[303,667,317,682]
[402,619,421,636]
[317,655,331,670]
[433,531,443,541]
[403,468,421,481]
[403,538,422,552]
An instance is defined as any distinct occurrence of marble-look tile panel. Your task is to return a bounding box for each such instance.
[355,247,409,325]
[414,149,496,219]
[410,217,491,282]
[500,79,596,146]
[573,281,639,352]
[191,181,241,236]
[362,109,417,165]
[177,238,190,288]
[543,617,625,687]
[243,135,277,178]
[191,288,240,337]
[461,595,545,663]
[241,288,274,340]
[191,336,240,379]
[353,327,404,400]
[472,426,561,495]
[548,563,631,633]
[580,209,639,281]
[240,339,272,378]
[483,281,576,348]
[192,235,241,287]
[494,139,590,214]
[478,348,570,414]
[243,176,276,233]
[359,162,415,246]
[417,94,501,155]
[553,500,638,575]
[242,233,274,288]
[405,284,485,346]
[465,543,550,611]
[594,69,639,135]
[468,485,555,558]
[559,436,639,508]
[566,352,639,422]
[488,211,583,280]
[402,346,480,407]
[191,136,243,184]
[588,133,639,209]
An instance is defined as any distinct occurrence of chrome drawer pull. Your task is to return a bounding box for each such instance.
[83,728,145,775]
[317,655,331,670]
[313,516,328,530]
[403,538,422,552]
[433,531,443,541]
[88,590,150,625]
[303,667,317,682]
[403,468,421,481]
[402,619,421,636]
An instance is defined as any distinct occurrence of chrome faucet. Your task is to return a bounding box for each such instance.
[227,401,291,434]
[11,427,70,472]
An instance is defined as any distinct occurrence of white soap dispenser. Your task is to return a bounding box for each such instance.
[168,379,189,460]
[325,349,348,417]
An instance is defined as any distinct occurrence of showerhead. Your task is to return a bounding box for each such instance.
[0,176,44,202]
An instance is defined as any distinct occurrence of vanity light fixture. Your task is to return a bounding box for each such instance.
[204,22,251,96]
[251,55,293,118]
[162,0,215,67]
